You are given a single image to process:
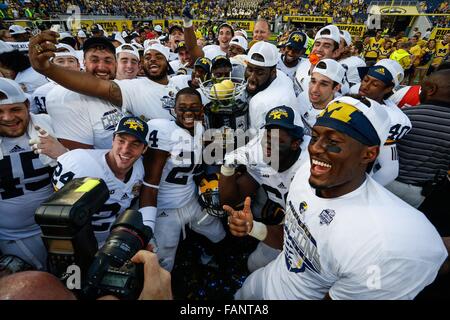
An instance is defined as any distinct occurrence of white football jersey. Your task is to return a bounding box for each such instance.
[248,70,298,130]
[277,57,306,82]
[169,60,193,75]
[260,162,447,300]
[294,59,312,95]
[114,78,178,122]
[15,67,49,94]
[202,45,227,60]
[30,81,56,114]
[146,119,203,209]
[224,135,310,208]
[52,149,144,244]
[0,115,54,240]
[339,56,366,85]
[46,86,123,149]
[169,74,210,105]
[383,99,412,144]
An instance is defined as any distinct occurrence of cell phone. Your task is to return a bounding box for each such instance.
[50,24,61,33]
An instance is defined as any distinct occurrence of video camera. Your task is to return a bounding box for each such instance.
[35,177,152,300]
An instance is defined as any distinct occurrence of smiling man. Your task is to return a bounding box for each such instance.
[140,88,225,272]
[227,95,447,300]
[52,116,147,245]
[294,25,342,94]
[115,43,140,80]
[245,41,297,130]
[29,32,180,151]
[277,31,308,81]
[0,78,56,270]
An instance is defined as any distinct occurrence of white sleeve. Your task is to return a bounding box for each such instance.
[46,93,94,146]
[329,257,443,300]
[371,144,399,186]
[114,79,139,114]
[146,119,173,152]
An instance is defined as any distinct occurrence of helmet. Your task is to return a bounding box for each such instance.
[198,173,226,218]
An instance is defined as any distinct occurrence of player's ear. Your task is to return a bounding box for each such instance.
[361,145,379,165]
[290,138,301,151]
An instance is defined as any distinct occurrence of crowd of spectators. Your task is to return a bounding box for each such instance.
[0,0,448,26]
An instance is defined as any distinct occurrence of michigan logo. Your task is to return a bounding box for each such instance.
[124,119,144,131]
[318,101,358,123]
[200,58,211,66]
[374,67,385,75]
[291,34,303,43]
[268,108,289,120]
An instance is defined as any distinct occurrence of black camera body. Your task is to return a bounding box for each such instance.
[83,208,152,300]
[35,177,152,300]
[35,177,108,278]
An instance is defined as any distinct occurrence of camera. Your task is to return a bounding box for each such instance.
[83,208,152,300]
[35,177,152,300]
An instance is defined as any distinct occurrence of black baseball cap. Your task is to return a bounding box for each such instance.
[285,31,307,51]
[114,116,149,145]
[169,25,184,35]
[211,55,232,70]
[174,41,187,53]
[263,106,304,139]
[83,37,116,55]
[194,57,212,74]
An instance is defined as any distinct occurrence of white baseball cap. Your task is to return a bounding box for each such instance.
[236,29,248,39]
[0,78,28,105]
[144,43,169,61]
[339,30,352,46]
[116,43,140,60]
[230,36,248,51]
[312,59,346,85]
[110,32,125,45]
[9,25,27,35]
[131,42,144,50]
[59,32,74,40]
[246,41,279,67]
[143,39,161,49]
[375,59,404,88]
[77,30,87,38]
[54,43,79,60]
[154,25,163,33]
[314,25,341,45]
[0,40,14,54]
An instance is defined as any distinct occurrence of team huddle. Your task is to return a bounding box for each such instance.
[0,5,449,300]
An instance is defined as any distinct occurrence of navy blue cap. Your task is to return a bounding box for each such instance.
[211,55,232,69]
[194,57,212,73]
[263,106,304,139]
[285,31,307,51]
[114,116,149,145]
[358,65,394,87]
[174,41,187,53]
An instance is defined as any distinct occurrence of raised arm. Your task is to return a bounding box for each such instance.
[28,31,123,107]
[181,4,205,62]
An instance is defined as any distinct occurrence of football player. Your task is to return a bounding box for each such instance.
[0,78,56,270]
[52,116,148,245]
[228,96,447,300]
[354,59,412,186]
[115,43,141,80]
[276,31,308,81]
[220,106,309,272]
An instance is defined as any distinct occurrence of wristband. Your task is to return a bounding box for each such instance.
[139,206,157,231]
[142,181,159,189]
[220,164,235,176]
[248,221,268,241]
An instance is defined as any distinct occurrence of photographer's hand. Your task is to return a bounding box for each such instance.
[131,250,172,300]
